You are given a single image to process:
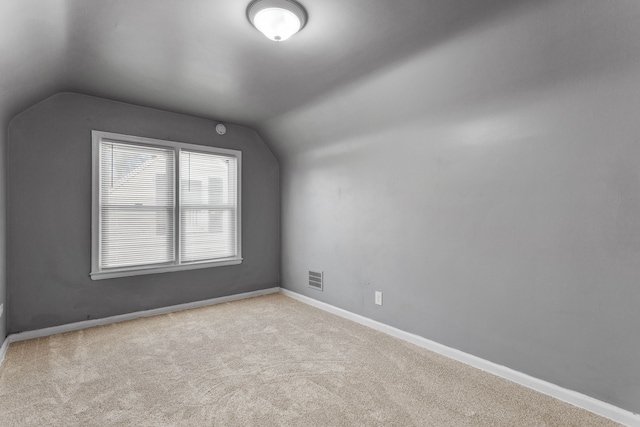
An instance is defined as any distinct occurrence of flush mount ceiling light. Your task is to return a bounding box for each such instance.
[247,0,307,42]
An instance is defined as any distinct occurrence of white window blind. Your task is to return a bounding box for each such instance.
[100,142,175,269]
[91,131,242,280]
[180,151,238,263]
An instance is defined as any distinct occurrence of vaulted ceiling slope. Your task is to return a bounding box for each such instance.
[260,0,640,159]
[2,0,539,153]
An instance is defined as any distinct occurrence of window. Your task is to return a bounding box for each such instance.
[91,131,241,280]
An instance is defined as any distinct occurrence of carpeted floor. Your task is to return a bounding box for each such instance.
[0,293,620,426]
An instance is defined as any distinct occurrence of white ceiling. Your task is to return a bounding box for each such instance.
[0,0,539,148]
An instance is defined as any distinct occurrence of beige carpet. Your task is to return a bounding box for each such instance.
[0,293,620,426]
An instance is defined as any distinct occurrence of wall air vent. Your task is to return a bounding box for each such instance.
[308,271,323,291]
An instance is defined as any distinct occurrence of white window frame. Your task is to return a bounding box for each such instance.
[91,130,242,280]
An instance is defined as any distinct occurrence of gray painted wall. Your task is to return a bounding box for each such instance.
[0,123,6,341]
[7,93,279,333]
[0,0,70,342]
[262,0,640,414]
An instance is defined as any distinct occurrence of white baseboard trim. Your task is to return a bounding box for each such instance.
[0,336,9,368]
[280,288,640,427]
[8,287,280,344]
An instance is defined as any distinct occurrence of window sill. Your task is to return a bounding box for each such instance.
[90,258,243,280]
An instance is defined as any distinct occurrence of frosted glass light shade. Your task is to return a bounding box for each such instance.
[254,8,300,41]
[248,0,307,42]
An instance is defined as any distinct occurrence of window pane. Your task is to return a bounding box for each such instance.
[100,142,175,269]
[180,151,237,262]
[101,208,174,267]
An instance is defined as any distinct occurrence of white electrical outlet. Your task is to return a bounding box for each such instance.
[0,303,3,318]
[375,291,383,306]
